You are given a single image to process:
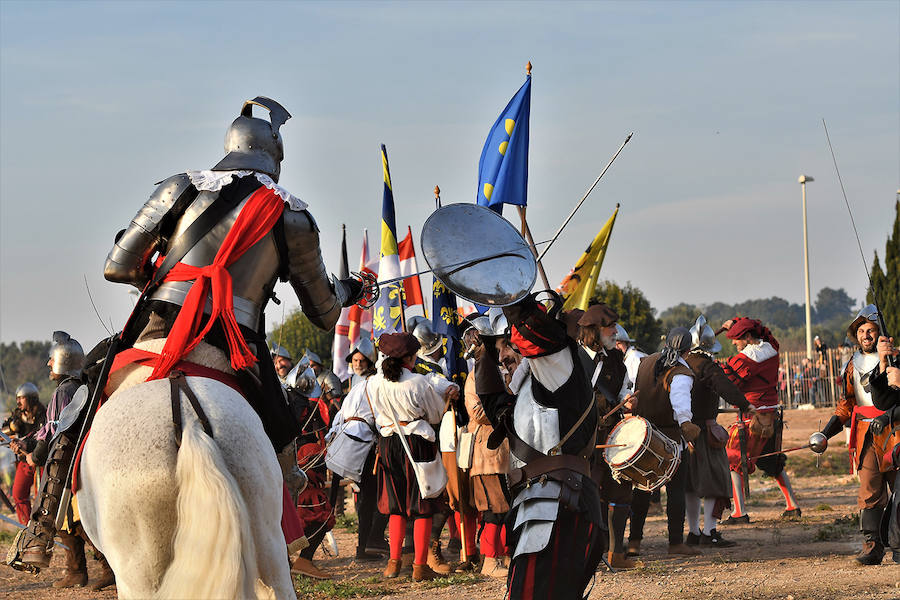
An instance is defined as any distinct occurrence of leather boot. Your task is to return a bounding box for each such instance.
[9,434,77,570]
[668,543,701,556]
[607,551,637,569]
[427,540,452,575]
[480,555,509,578]
[89,552,116,591]
[53,530,87,588]
[412,563,439,581]
[383,558,402,578]
[290,556,331,579]
[625,539,641,557]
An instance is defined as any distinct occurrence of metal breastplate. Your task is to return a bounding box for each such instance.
[510,377,560,469]
[851,351,880,407]
[152,189,281,329]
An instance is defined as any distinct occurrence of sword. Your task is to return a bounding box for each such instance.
[749,442,822,461]
[0,484,15,513]
[0,513,70,550]
[737,409,750,496]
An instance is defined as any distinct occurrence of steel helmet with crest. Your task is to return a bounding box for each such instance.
[212,97,291,182]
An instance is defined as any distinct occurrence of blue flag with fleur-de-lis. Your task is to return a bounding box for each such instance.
[476,75,531,214]
[431,278,468,387]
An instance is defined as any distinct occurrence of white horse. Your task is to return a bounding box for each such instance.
[75,340,296,599]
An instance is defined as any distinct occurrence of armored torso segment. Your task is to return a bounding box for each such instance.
[104,174,195,288]
[851,350,880,407]
[150,179,340,332]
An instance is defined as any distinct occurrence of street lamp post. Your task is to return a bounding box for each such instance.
[798,175,814,360]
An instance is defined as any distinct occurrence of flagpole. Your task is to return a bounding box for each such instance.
[517,206,551,291]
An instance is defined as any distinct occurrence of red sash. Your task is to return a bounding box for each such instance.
[148,187,284,381]
[848,404,884,471]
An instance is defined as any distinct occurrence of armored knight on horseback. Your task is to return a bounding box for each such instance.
[8,96,364,573]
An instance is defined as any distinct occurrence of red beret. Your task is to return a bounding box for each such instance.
[577,303,619,328]
[725,317,760,340]
[377,332,420,358]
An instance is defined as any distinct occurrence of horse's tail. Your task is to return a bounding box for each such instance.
[155,420,260,599]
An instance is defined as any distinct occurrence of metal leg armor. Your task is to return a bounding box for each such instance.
[6,433,76,572]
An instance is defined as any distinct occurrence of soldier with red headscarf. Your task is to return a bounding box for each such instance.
[720,317,800,523]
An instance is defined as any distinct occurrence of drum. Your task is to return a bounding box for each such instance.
[604,415,681,491]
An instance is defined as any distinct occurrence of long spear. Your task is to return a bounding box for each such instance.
[535,132,633,264]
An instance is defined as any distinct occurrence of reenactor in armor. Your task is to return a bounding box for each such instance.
[4,383,46,524]
[816,306,900,564]
[474,295,605,600]
[271,342,294,382]
[9,333,116,589]
[409,315,448,376]
[9,97,363,572]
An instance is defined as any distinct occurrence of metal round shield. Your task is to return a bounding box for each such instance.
[56,384,89,436]
[421,204,536,307]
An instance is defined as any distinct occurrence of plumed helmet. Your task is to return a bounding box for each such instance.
[345,331,377,364]
[407,316,444,356]
[270,342,292,361]
[614,324,636,343]
[15,382,39,402]
[49,331,84,378]
[303,349,323,366]
[690,315,722,354]
[847,304,880,339]
[666,327,693,354]
[212,97,291,182]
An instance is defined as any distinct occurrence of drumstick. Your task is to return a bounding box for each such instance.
[596,443,627,449]
[601,393,635,422]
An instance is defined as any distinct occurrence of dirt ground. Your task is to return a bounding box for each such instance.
[1,407,898,599]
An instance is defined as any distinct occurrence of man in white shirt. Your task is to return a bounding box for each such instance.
[629,327,701,556]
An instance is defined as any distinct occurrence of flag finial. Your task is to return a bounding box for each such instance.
[526,61,532,76]
[434,185,440,200]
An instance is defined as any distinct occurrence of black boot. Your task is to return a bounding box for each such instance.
[856,509,885,566]
[7,434,77,571]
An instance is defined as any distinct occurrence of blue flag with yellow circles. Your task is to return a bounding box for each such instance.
[476,75,531,214]
[431,278,468,387]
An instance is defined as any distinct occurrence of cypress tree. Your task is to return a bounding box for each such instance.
[867,200,900,336]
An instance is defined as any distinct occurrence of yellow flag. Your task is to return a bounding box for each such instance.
[556,205,619,311]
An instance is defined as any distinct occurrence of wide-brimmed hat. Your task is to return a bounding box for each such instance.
[577,303,619,328]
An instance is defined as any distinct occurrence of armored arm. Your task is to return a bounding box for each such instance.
[283,209,347,331]
[104,174,194,288]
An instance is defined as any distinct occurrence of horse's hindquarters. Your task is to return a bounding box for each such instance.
[78,376,293,599]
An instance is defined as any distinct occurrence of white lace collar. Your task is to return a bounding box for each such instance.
[185,170,307,211]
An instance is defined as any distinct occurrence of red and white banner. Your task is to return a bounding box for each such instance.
[332,229,377,380]
[398,226,425,316]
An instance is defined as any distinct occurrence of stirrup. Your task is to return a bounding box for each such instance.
[5,530,46,573]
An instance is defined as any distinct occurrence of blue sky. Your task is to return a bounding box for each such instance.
[1,1,897,344]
